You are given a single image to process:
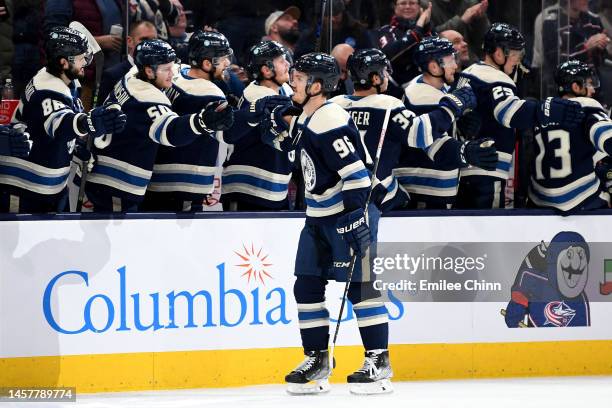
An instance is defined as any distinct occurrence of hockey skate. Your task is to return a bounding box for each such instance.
[285,350,332,395]
[347,349,393,395]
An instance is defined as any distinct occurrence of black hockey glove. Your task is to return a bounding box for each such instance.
[82,103,127,137]
[440,86,477,118]
[336,208,371,258]
[456,111,482,139]
[460,138,498,171]
[197,100,234,132]
[0,124,31,158]
[248,95,292,126]
[537,97,584,128]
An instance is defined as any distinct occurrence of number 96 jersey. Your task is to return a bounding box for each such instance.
[529,97,612,212]
[289,102,371,223]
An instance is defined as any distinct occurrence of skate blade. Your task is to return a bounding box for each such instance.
[349,379,393,395]
[287,379,331,395]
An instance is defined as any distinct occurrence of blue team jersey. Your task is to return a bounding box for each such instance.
[147,65,226,199]
[510,266,590,327]
[289,102,371,222]
[0,68,85,198]
[458,62,539,180]
[221,81,295,209]
[87,69,209,203]
[399,75,460,204]
[529,97,612,211]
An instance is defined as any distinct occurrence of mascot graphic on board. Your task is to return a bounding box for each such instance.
[502,231,590,328]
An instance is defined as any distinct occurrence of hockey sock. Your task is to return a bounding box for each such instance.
[352,300,389,350]
[294,276,330,351]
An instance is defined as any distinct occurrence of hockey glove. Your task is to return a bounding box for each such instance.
[440,86,477,118]
[72,138,95,173]
[460,138,498,171]
[456,111,482,139]
[198,100,234,132]
[0,124,31,158]
[83,103,127,137]
[538,97,584,128]
[248,95,292,126]
[336,208,371,258]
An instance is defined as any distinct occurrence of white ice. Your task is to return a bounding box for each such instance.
[12,376,612,408]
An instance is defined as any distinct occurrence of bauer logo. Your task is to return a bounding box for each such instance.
[42,263,291,334]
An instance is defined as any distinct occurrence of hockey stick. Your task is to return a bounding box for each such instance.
[69,22,104,211]
[314,0,328,52]
[329,106,392,368]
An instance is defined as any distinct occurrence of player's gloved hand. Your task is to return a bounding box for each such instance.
[460,138,498,171]
[248,95,292,126]
[440,86,477,118]
[84,103,127,137]
[72,138,95,173]
[198,100,234,132]
[0,124,31,158]
[538,97,585,128]
[456,111,482,139]
[336,208,371,258]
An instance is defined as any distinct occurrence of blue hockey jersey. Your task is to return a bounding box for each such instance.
[458,62,540,180]
[147,65,225,199]
[0,68,86,200]
[288,102,371,222]
[221,81,294,209]
[529,97,612,211]
[398,75,461,205]
[86,70,213,204]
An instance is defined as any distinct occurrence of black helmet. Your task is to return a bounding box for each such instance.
[483,23,526,55]
[293,52,340,93]
[413,36,455,71]
[247,40,287,80]
[347,48,391,87]
[554,60,599,95]
[134,39,177,70]
[45,26,89,62]
[188,30,232,67]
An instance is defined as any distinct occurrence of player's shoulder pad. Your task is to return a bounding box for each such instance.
[330,94,404,111]
[308,102,350,134]
[31,68,72,99]
[570,97,606,112]
[462,62,515,87]
[405,76,445,106]
[173,65,225,97]
[125,73,171,105]
[243,81,278,103]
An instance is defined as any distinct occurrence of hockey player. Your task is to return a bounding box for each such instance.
[221,40,295,211]
[142,31,232,212]
[257,52,390,394]
[455,23,585,209]
[84,39,233,212]
[528,60,612,212]
[0,26,126,213]
[331,47,497,212]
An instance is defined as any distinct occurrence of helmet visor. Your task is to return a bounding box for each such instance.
[69,51,93,67]
[505,48,525,60]
[213,48,233,67]
[438,53,458,69]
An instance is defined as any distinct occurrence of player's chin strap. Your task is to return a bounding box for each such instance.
[298,79,322,107]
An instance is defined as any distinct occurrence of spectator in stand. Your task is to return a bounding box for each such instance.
[346,0,381,29]
[330,42,355,97]
[294,0,374,57]
[376,0,434,98]
[430,0,490,61]
[129,0,180,42]
[532,0,610,98]
[11,0,43,98]
[0,0,13,85]
[262,6,301,54]
[440,29,470,69]
[98,21,157,103]
[168,0,190,62]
